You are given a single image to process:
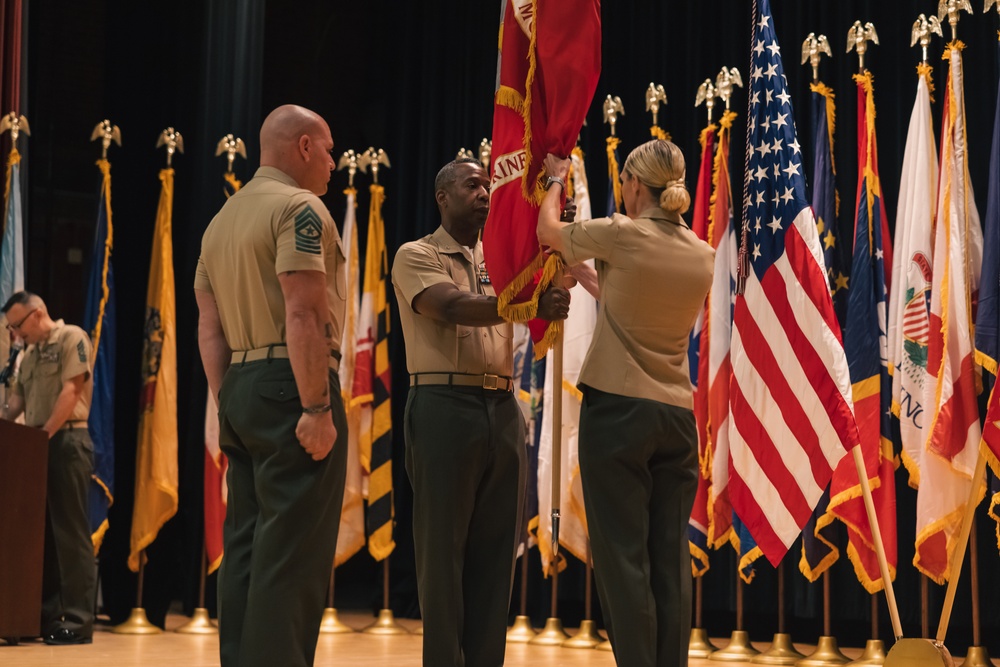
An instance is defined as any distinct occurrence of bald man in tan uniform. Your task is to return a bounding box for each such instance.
[394,158,569,667]
[2,291,96,645]
[195,105,346,667]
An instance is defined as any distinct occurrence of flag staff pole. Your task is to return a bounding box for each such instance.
[529,267,569,646]
[563,542,602,648]
[111,555,161,634]
[175,543,216,634]
[506,536,537,642]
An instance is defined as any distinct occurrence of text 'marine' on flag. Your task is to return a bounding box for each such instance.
[482,0,600,359]
[706,110,740,558]
[336,186,366,566]
[980,37,1000,549]
[688,117,717,577]
[728,0,858,567]
[129,167,179,572]
[800,76,843,582]
[84,158,116,554]
[826,72,897,593]
[353,183,394,561]
[922,42,984,577]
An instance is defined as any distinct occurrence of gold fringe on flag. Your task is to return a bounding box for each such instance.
[606,136,622,214]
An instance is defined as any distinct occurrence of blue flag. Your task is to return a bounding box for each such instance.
[84,159,116,552]
[799,81,843,582]
[0,150,24,306]
[976,41,1000,384]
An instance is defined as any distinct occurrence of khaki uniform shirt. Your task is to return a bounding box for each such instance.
[393,226,513,377]
[194,166,346,352]
[559,207,714,408]
[12,320,93,428]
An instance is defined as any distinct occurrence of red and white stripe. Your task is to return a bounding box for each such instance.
[729,208,857,564]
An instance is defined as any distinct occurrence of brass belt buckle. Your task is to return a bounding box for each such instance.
[482,374,500,391]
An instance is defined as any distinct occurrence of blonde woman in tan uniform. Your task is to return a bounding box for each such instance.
[537,140,714,667]
[195,105,346,667]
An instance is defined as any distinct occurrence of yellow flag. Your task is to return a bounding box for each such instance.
[128,168,179,572]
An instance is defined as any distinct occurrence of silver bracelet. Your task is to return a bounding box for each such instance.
[302,403,332,415]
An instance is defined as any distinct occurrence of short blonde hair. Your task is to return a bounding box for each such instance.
[622,139,690,215]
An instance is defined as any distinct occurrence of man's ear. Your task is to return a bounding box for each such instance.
[435,188,448,208]
[298,134,311,161]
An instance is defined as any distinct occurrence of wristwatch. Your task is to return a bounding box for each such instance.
[545,176,566,191]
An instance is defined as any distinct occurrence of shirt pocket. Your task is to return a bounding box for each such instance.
[333,238,348,300]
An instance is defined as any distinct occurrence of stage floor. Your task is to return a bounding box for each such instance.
[2,612,995,666]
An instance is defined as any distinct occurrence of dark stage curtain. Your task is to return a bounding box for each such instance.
[23,0,1000,653]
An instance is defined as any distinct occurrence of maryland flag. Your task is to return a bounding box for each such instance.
[800,79,843,582]
[203,171,243,574]
[84,159,116,553]
[687,118,717,577]
[482,0,601,358]
[827,72,897,593]
[921,42,984,577]
[336,187,366,565]
[353,183,394,561]
[128,167,179,572]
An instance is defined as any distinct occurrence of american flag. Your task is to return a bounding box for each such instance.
[727,0,858,566]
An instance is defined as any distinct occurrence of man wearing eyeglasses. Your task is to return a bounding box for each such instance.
[1,290,96,646]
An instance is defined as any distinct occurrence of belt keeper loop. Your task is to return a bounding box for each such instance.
[266,344,275,361]
[448,373,454,388]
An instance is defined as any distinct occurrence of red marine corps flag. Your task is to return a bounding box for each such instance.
[482,0,601,357]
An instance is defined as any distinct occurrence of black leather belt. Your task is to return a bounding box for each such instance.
[410,372,514,392]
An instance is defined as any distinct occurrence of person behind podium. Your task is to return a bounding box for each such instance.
[1,291,96,646]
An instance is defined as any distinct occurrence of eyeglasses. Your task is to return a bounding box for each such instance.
[5,308,38,331]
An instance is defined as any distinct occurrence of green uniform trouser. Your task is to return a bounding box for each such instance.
[578,385,698,667]
[217,358,347,667]
[42,427,97,637]
[404,384,526,667]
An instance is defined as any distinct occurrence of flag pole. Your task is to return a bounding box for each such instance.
[754,560,805,663]
[319,561,353,634]
[563,541,602,648]
[174,543,215,634]
[111,554,161,634]
[530,279,569,646]
[506,541,537,642]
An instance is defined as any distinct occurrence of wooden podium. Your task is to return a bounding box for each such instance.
[0,420,49,640]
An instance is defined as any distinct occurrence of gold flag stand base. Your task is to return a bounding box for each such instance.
[752,633,806,664]
[112,608,161,635]
[174,607,216,634]
[318,608,354,634]
[562,619,602,649]
[959,646,992,667]
[711,630,760,661]
[412,625,423,635]
[597,638,613,651]
[690,627,719,658]
[506,615,537,643]
[797,636,852,666]
[884,639,953,667]
[847,639,886,665]
[529,617,569,645]
[362,609,409,635]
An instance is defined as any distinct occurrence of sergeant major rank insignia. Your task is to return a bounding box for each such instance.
[295,205,323,255]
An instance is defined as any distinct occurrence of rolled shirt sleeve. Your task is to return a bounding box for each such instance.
[558,214,621,266]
